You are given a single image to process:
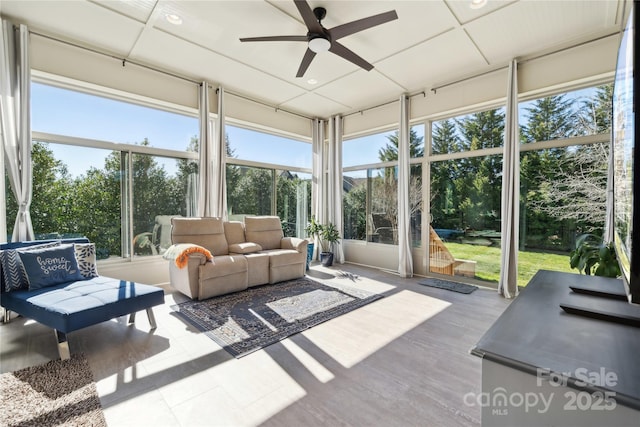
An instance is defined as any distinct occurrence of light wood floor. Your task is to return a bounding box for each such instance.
[0,263,511,426]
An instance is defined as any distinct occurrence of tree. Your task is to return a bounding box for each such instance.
[368,129,425,244]
[377,128,424,161]
[6,142,74,238]
[343,178,367,240]
[230,167,272,216]
[454,109,505,231]
[431,120,461,229]
[522,89,611,250]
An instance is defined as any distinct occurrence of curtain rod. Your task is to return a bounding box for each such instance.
[431,31,619,94]
[342,90,425,118]
[29,29,314,121]
[29,30,201,85]
[223,89,313,121]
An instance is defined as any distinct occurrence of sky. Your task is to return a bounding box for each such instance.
[31,83,600,179]
[30,83,312,178]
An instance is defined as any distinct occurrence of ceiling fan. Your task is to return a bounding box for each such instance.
[239,0,398,78]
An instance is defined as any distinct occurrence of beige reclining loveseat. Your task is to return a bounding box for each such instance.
[166,216,308,300]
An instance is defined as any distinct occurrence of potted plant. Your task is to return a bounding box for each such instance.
[304,216,322,270]
[569,234,621,278]
[319,222,341,267]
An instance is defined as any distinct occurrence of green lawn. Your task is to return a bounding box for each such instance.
[445,242,577,288]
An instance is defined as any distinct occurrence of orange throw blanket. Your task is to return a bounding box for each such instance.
[163,244,213,269]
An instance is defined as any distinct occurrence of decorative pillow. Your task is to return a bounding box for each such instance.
[163,243,213,269]
[228,242,262,254]
[1,241,62,292]
[18,244,84,290]
[74,243,99,279]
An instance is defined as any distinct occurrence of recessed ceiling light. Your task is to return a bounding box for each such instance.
[470,0,488,9]
[165,13,183,25]
[307,78,318,85]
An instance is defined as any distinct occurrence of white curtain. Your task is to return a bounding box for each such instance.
[498,59,520,298]
[212,86,227,219]
[1,21,33,242]
[328,115,344,263]
[197,84,227,219]
[311,118,325,260]
[197,82,214,217]
[398,95,413,277]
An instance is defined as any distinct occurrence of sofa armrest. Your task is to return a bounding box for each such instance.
[163,243,212,268]
[281,237,308,253]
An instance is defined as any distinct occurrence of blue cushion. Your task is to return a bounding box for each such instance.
[0,277,165,333]
[18,244,84,290]
[74,243,99,279]
[1,241,62,292]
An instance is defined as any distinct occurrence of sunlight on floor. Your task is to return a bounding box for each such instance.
[302,290,451,368]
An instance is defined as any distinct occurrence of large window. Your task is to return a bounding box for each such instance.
[225,125,312,238]
[516,85,611,286]
[428,108,505,281]
[429,154,503,281]
[5,82,199,258]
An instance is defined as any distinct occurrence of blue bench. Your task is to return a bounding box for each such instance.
[1,239,164,359]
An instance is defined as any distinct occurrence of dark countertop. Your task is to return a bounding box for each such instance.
[472,270,640,409]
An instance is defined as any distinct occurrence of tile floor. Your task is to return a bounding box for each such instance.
[0,263,511,426]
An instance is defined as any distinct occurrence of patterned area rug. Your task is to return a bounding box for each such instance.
[171,276,383,358]
[417,278,478,294]
[0,353,106,427]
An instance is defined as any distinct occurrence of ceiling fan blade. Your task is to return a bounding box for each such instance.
[329,10,398,40]
[240,35,308,42]
[329,41,373,71]
[294,0,323,33]
[296,48,316,78]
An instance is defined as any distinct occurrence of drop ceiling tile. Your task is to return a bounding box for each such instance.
[153,0,304,50]
[151,0,363,86]
[90,0,156,23]
[445,0,517,25]
[314,69,406,113]
[375,28,487,93]
[279,92,351,118]
[130,28,307,105]
[1,0,143,55]
[465,0,620,63]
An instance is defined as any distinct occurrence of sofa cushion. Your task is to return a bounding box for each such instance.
[74,243,99,279]
[18,244,84,290]
[0,276,164,333]
[0,241,64,292]
[263,249,306,267]
[199,255,248,299]
[228,242,262,254]
[244,216,284,250]
[171,217,229,255]
[223,221,246,245]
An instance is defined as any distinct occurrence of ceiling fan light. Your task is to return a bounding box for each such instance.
[308,37,330,53]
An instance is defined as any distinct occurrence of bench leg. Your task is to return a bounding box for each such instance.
[2,309,11,324]
[54,330,70,360]
[146,308,157,330]
[128,308,157,329]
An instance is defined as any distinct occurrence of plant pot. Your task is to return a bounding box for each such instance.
[306,242,314,270]
[320,251,334,267]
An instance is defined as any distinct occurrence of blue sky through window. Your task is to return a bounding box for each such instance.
[31,83,311,177]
